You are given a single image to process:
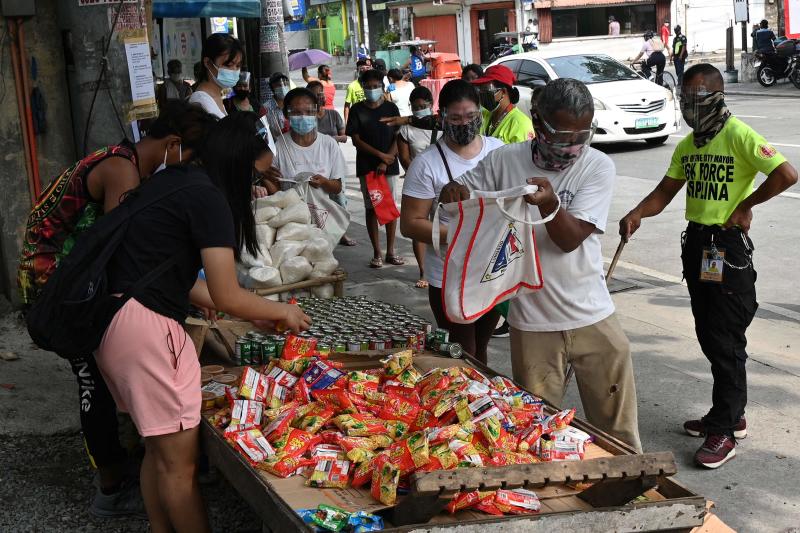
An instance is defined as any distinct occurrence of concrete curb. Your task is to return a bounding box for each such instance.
[725,89,799,98]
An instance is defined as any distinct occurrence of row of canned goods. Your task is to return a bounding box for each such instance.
[233,297,464,363]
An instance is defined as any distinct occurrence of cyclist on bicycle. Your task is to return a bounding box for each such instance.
[631,30,667,86]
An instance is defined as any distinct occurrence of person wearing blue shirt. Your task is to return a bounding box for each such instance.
[753,19,776,53]
[406,46,428,85]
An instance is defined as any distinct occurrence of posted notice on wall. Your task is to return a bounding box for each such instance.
[124,35,156,106]
[787,0,800,38]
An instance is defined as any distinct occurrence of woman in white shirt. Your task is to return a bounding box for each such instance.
[400,79,504,363]
[398,86,440,289]
[386,69,415,117]
[189,33,243,119]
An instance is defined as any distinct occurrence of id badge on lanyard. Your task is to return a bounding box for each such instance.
[700,235,725,283]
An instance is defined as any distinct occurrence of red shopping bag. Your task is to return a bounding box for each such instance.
[365,171,400,226]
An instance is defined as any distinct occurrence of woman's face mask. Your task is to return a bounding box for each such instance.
[208,62,239,89]
[273,84,289,100]
[289,115,317,135]
[155,143,183,174]
[443,112,482,146]
[364,87,383,102]
[413,107,433,119]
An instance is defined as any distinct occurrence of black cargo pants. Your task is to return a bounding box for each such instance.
[681,222,758,436]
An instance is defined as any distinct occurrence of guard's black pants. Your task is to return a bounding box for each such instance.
[681,223,758,436]
[674,57,686,86]
[69,355,127,468]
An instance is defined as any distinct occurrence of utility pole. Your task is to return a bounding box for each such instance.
[259,0,290,103]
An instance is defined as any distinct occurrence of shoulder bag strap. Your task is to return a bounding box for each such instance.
[435,142,454,182]
[429,127,438,145]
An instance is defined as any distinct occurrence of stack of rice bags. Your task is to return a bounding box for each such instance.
[238,189,339,298]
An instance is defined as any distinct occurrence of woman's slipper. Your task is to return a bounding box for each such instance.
[385,255,406,266]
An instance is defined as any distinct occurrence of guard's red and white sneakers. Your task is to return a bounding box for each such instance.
[683,417,747,439]
[694,434,736,469]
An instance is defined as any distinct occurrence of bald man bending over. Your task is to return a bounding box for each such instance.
[620,63,797,468]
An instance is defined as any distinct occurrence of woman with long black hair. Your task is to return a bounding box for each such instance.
[94,112,310,532]
[190,33,244,119]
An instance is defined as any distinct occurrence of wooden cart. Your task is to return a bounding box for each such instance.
[200,345,710,533]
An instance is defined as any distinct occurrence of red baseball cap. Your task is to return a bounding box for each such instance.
[471,65,517,87]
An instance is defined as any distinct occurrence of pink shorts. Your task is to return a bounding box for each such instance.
[95,298,201,437]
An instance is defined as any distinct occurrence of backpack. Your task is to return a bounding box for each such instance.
[26,178,195,360]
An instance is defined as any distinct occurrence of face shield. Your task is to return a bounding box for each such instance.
[534,112,596,146]
[679,84,724,129]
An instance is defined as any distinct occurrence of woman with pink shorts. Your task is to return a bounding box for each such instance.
[95,112,311,533]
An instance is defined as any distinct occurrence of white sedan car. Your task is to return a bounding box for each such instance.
[490,53,681,145]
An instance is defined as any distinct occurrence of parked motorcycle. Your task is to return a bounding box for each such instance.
[754,39,800,88]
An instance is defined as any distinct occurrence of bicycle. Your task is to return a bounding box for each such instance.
[630,61,676,91]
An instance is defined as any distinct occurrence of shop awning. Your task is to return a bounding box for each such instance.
[153,0,261,18]
[534,0,652,8]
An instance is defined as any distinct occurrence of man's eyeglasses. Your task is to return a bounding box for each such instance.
[534,112,596,145]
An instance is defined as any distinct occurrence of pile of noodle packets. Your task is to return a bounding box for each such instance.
[205,348,594,519]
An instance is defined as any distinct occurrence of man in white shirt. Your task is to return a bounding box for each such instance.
[440,78,641,451]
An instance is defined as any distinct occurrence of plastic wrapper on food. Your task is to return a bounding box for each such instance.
[302,359,345,390]
[410,408,438,432]
[478,415,505,446]
[313,389,357,414]
[263,400,300,422]
[383,420,410,441]
[245,266,282,289]
[300,237,333,263]
[371,454,400,506]
[254,205,280,224]
[494,488,541,514]
[455,395,503,425]
[541,426,592,461]
[256,224,277,249]
[491,375,520,395]
[280,256,313,285]
[311,443,346,461]
[223,423,256,440]
[294,403,335,434]
[416,370,453,399]
[386,431,429,473]
[262,405,299,443]
[258,455,316,478]
[378,394,420,426]
[291,401,318,422]
[507,404,545,429]
[470,431,493,457]
[350,455,375,488]
[394,367,422,388]
[311,258,339,276]
[264,380,292,410]
[517,409,576,452]
[281,335,317,361]
[274,428,322,458]
[208,407,231,429]
[276,356,316,375]
[348,511,384,532]
[370,434,393,448]
[306,458,351,489]
[364,389,389,406]
[427,422,475,446]
[231,399,264,427]
[429,442,460,469]
[347,371,380,396]
[270,240,306,268]
[231,429,276,465]
[275,221,311,242]
[238,367,270,402]
[265,366,300,388]
[381,349,413,377]
[311,504,351,532]
[346,447,376,464]
[449,439,484,467]
[445,490,481,514]
[488,450,539,467]
[333,413,387,437]
[240,245,273,268]
[268,201,312,228]
[383,382,421,404]
[473,493,504,516]
[255,188,302,209]
[311,284,334,299]
[431,388,466,418]
[460,367,491,386]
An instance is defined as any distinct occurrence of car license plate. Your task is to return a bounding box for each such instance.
[635,117,659,129]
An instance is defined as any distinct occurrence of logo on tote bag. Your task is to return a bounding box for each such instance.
[483,223,524,282]
[369,190,384,206]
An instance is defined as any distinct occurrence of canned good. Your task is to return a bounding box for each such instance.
[333,341,347,353]
[434,328,450,344]
[317,342,331,357]
[438,342,463,359]
[392,337,408,349]
[261,340,277,360]
[235,338,252,365]
[359,339,370,351]
[425,332,437,351]
[347,339,361,352]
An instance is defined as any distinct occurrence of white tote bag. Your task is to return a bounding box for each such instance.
[288,173,351,248]
[433,185,559,324]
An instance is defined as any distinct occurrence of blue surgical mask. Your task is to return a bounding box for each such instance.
[274,85,289,99]
[364,87,383,102]
[210,63,240,88]
[289,115,317,135]
[413,107,433,118]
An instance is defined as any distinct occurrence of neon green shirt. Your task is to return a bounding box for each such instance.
[345,80,365,105]
[666,117,786,226]
[481,106,535,144]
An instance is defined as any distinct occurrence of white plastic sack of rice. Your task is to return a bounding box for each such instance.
[270,240,305,268]
[240,245,272,268]
[279,256,312,284]
[276,222,311,242]
[311,258,339,276]
[245,266,282,288]
[254,205,280,223]
[268,201,311,228]
[301,237,333,263]
[255,224,276,248]
[312,284,334,299]
[254,188,302,209]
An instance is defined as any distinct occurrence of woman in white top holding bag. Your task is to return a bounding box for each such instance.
[400,79,504,364]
